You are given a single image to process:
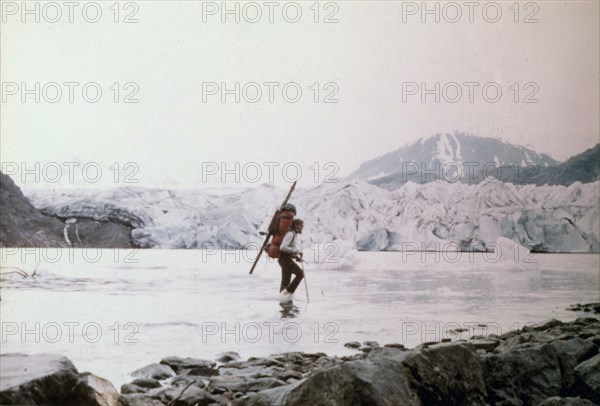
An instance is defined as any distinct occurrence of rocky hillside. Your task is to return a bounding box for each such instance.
[0,171,67,247]
[516,143,600,186]
[0,171,136,248]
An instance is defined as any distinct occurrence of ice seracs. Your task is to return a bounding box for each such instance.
[25,179,599,253]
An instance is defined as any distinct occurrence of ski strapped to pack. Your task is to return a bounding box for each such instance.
[249,181,297,274]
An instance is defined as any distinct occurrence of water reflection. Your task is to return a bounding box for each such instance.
[279,300,299,318]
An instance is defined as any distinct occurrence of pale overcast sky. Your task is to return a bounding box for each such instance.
[1,1,599,188]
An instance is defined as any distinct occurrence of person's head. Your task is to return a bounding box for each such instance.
[292,219,304,233]
[281,203,297,215]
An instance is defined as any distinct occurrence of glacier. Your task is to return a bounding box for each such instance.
[24,180,600,253]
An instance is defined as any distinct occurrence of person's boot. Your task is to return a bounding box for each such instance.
[279,289,293,301]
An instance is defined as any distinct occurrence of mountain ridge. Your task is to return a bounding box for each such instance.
[348,132,598,190]
[348,132,559,182]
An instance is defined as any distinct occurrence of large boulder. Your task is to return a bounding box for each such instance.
[71,372,120,406]
[484,342,563,404]
[0,353,79,405]
[574,354,600,400]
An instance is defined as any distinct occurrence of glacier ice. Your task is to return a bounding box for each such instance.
[24,180,600,253]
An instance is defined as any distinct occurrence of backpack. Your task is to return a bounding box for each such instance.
[266,210,295,258]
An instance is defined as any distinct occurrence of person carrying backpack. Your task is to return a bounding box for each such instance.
[278,218,304,297]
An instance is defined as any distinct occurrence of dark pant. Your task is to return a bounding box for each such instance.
[278,255,304,294]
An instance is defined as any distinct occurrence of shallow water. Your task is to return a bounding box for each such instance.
[1,249,598,387]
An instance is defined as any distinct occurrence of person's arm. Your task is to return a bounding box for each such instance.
[280,231,299,256]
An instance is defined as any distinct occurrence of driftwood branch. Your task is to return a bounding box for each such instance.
[0,264,40,278]
[166,380,196,406]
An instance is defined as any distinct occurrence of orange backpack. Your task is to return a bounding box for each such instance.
[266,210,295,258]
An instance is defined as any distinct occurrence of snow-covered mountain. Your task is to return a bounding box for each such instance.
[347,132,559,187]
[26,180,599,253]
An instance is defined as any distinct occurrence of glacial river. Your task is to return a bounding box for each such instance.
[1,248,598,388]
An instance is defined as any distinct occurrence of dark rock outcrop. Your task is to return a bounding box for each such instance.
[0,353,118,406]
[0,353,79,405]
[0,171,137,248]
[0,171,67,247]
[574,354,600,400]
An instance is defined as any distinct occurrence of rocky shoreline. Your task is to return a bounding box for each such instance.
[1,312,599,406]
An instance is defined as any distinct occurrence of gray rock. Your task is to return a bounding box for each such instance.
[159,356,217,376]
[523,319,564,332]
[343,341,361,349]
[587,335,600,346]
[574,354,600,400]
[219,366,274,379]
[273,370,303,381]
[161,384,220,406]
[538,396,597,405]
[236,377,287,393]
[470,339,500,352]
[120,383,149,395]
[130,378,163,389]
[63,218,137,248]
[567,303,600,315]
[244,356,283,367]
[390,343,487,405]
[0,353,79,405]
[383,343,405,350]
[362,341,380,348]
[208,375,247,393]
[550,338,597,390]
[72,372,120,406]
[170,375,206,388]
[131,363,175,380]
[216,351,241,363]
[117,393,166,406]
[121,378,162,394]
[484,342,563,405]
[574,318,598,326]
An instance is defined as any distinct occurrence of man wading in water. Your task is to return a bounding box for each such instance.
[278,219,304,298]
